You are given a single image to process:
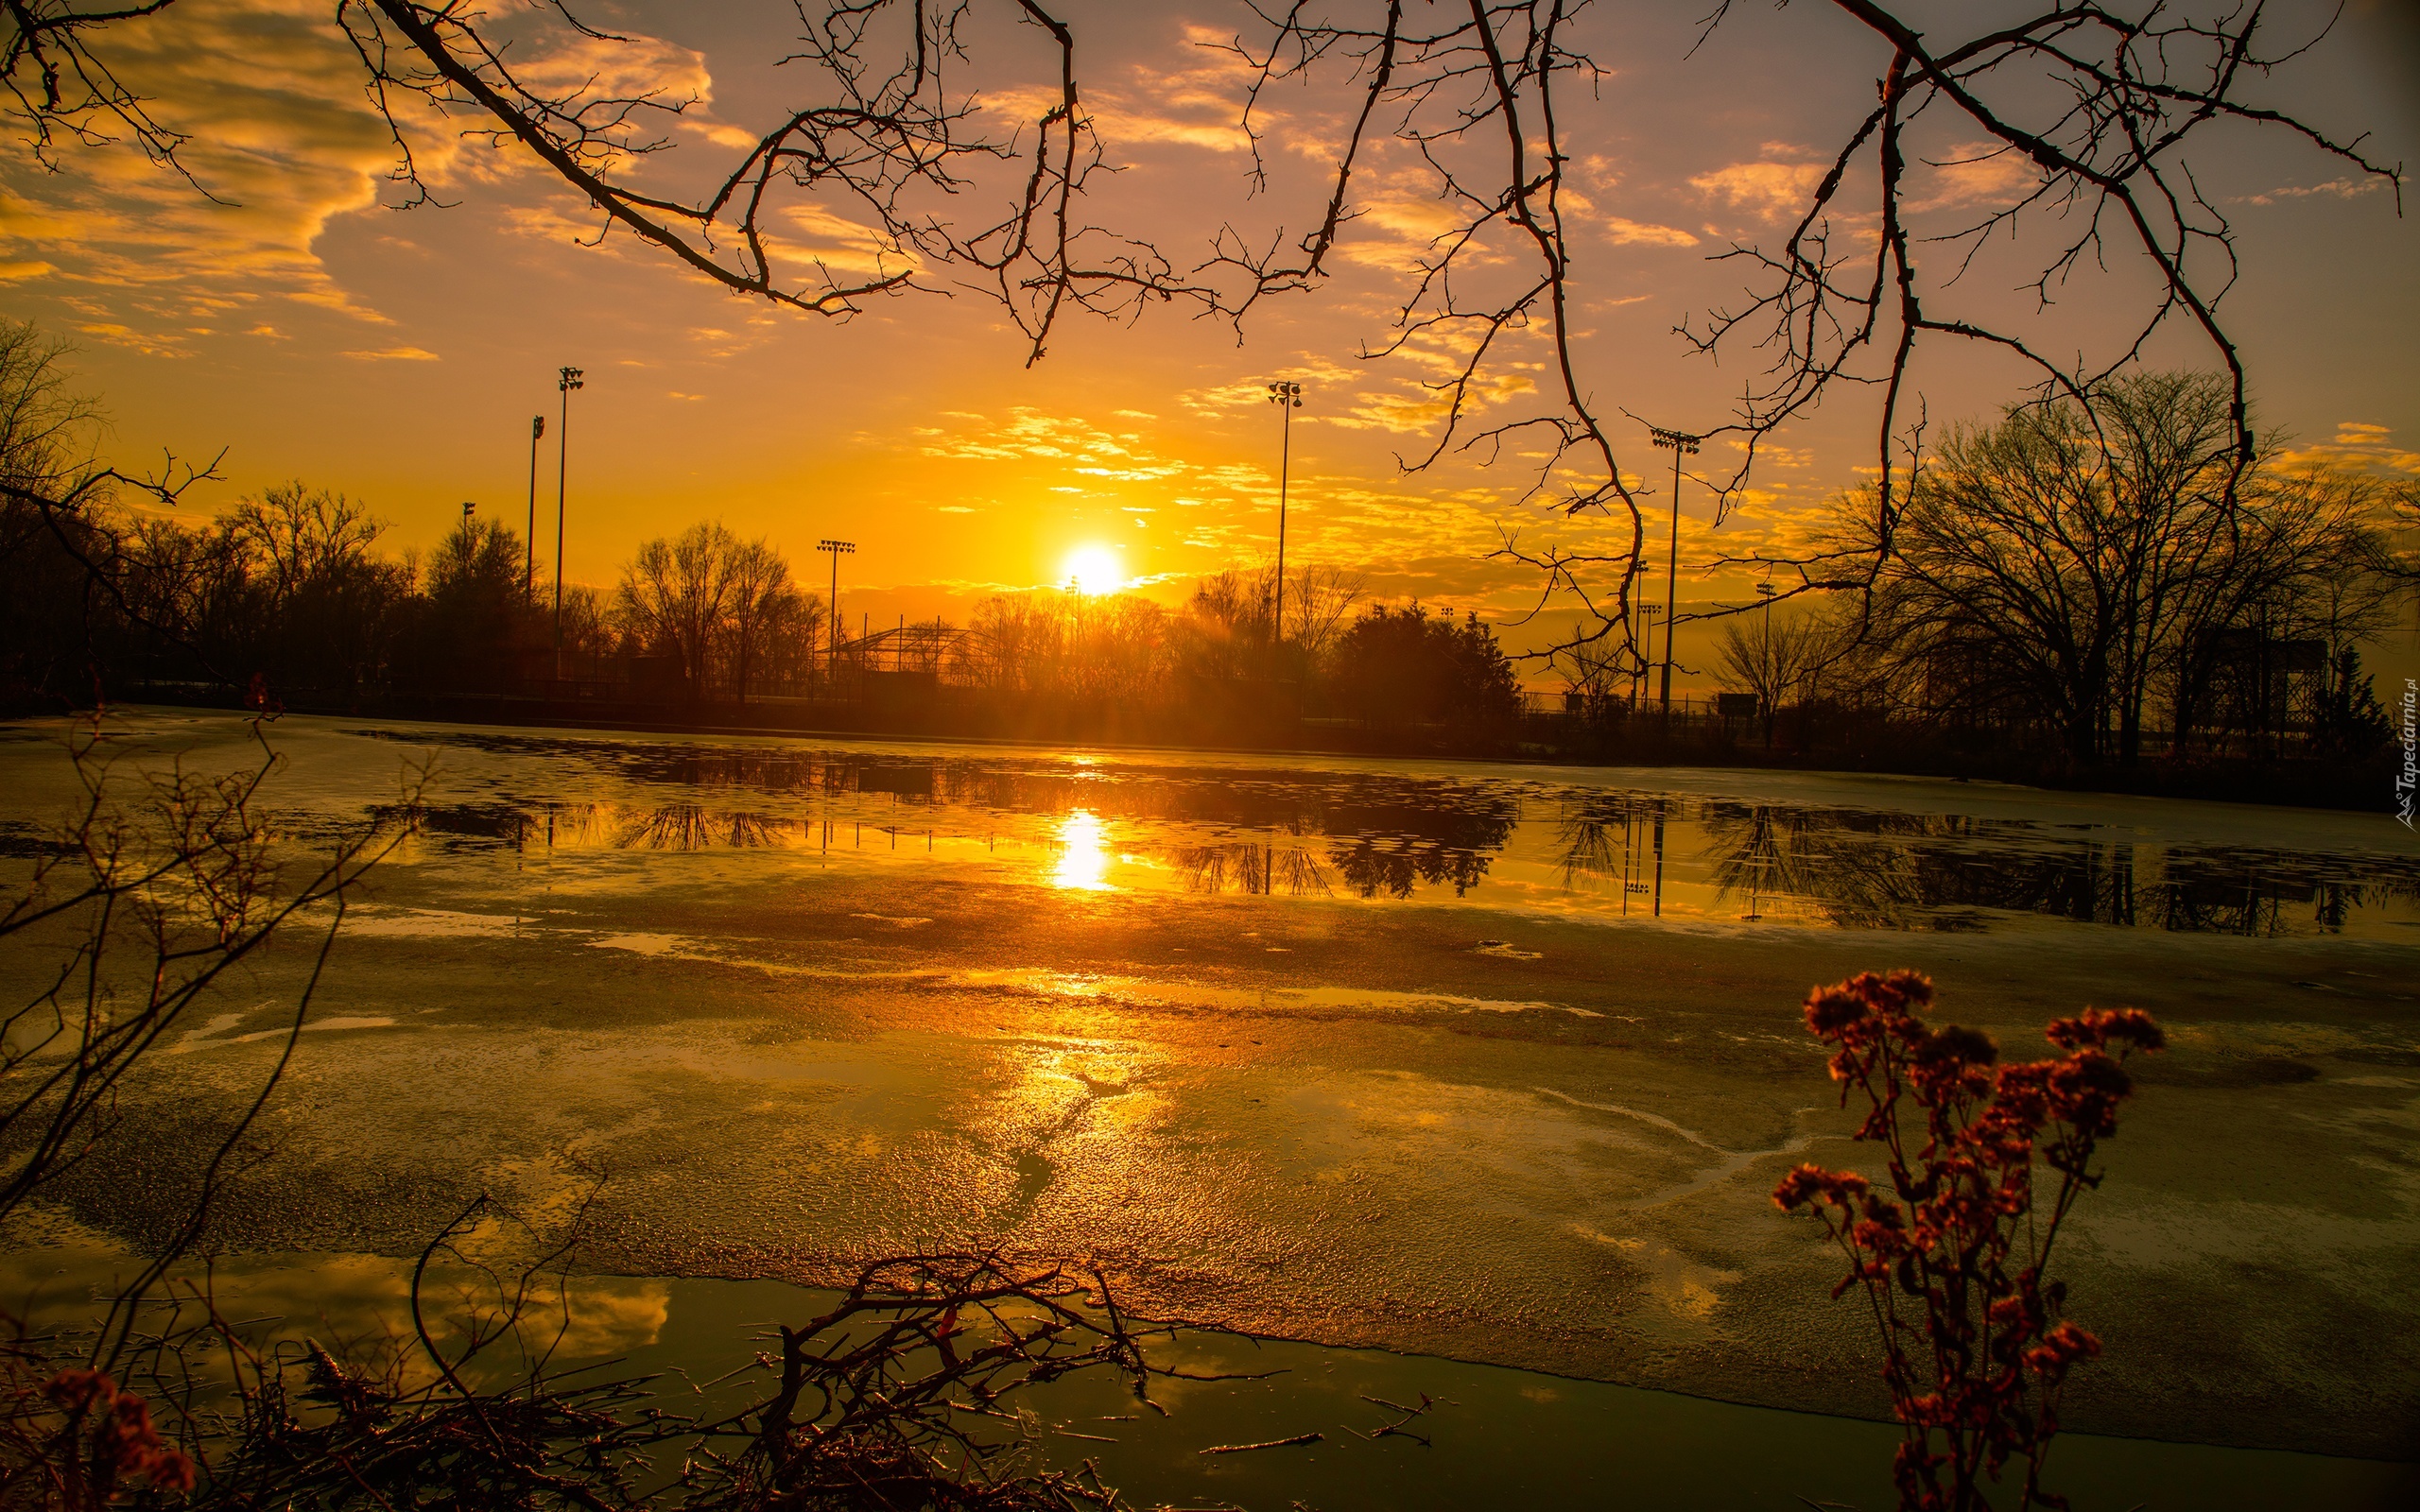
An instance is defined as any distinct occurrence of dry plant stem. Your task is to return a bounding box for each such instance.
[1,715,420,1503]
[1347,1392,1436,1446]
[1,718,419,1315]
[1774,971,2165,1512]
[144,1245,1197,1510]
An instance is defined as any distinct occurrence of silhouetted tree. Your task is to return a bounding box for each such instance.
[754,589,828,695]
[118,482,414,700]
[616,522,740,700]
[559,583,618,671]
[1717,609,1831,748]
[404,513,531,694]
[2310,646,2392,760]
[1284,563,1367,677]
[0,318,108,707]
[1332,604,1522,737]
[1063,593,1167,703]
[1846,374,2392,765]
[1169,570,1271,684]
[717,535,792,705]
[965,593,1068,695]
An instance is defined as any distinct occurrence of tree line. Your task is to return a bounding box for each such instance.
[0,320,1525,736]
[1692,372,2412,765]
[950,565,1520,731]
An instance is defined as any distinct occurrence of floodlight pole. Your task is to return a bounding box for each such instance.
[818,539,856,687]
[1636,605,1658,709]
[553,366,584,682]
[526,414,544,599]
[1649,426,1702,721]
[1756,579,1778,738]
[1266,381,1303,674]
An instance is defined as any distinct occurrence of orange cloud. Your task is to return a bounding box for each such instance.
[1689,159,1828,218]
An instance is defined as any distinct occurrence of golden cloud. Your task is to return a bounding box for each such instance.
[1688,159,1828,219]
[1602,216,1699,248]
[1909,142,2041,213]
[0,0,727,351]
[2236,176,2400,207]
[2273,421,2420,475]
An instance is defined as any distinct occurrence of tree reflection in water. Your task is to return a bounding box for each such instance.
[1327,836,1488,900]
[376,731,2420,935]
[611,804,793,850]
[1689,800,2413,936]
[1695,804,1979,931]
[1171,842,1334,896]
[1552,796,1666,915]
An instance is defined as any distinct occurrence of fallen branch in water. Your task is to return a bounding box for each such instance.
[1348,1391,1442,1447]
[1196,1433,1322,1455]
[27,1238,1182,1511]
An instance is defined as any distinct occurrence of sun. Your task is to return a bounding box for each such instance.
[1062,545,1127,596]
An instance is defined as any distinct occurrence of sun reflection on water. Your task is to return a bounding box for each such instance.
[1050,809,1114,890]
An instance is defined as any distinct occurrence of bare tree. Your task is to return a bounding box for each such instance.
[965,592,1068,693]
[1170,568,1271,684]
[614,521,738,698]
[1716,609,1827,748]
[226,485,384,610]
[1285,562,1367,671]
[1847,373,2391,765]
[758,587,828,695]
[0,318,99,502]
[1064,592,1167,701]
[0,318,113,701]
[557,582,617,668]
[1550,618,1629,717]
[716,535,792,706]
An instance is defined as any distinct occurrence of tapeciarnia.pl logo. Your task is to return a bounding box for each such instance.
[2398,679,2417,831]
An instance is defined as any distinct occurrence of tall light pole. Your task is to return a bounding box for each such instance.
[525,414,544,599]
[553,366,584,682]
[1755,578,1777,740]
[1648,425,1702,720]
[1266,380,1303,673]
[818,539,855,687]
[1635,605,1658,709]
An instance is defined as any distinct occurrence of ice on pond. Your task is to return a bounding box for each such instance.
[102,713,2410,938]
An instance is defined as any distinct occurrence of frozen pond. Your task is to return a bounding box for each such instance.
[23,713,2400,937]
[4,708,2418,1480]
[386,728,2420,936]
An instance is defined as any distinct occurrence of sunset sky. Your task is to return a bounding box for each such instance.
[3,0,2414,681]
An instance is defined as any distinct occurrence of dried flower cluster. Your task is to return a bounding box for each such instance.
[1774,971,2164,1511]
[1,1359,197,1509]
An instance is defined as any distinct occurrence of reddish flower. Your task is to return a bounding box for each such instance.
[1806,984,1874,1036]
[1772,1162,1871,1211]
[37,1366,199,1496]
[43,1367,112,1413]
[2023,1322,2102,1375]
[1778,973,2159,1512]
[2046,1006,2167,1057]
